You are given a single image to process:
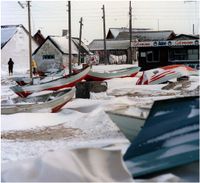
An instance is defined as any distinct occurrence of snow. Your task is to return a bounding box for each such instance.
[187,108,199,118]
[50,36,78,54]
[147,125,199,144]
[1,26,38,73]
[1,26,17,46]
[158,144,198,159]
[1,63,200,181]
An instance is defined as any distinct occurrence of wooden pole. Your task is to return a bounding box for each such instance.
[78,17,83,65]
[68,1,72,75]
[28,1,32,78]
[129,1,132,64]
[102,5,108,64]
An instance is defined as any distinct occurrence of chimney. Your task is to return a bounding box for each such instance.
[62,29,68,36]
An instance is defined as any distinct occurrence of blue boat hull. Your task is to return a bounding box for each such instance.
[124,96,199,178]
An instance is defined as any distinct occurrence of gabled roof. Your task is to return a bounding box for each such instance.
[1,25,20,48]
[1,24,37,49]
[71,38,91,54]
[116,30,176,41]
[106,27,151,39]
[174,34,199,40]
[88,39,130,51]
[33,36,90,55]
[50,36,78,54]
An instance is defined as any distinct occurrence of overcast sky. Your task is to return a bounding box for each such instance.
[1,0,199,43]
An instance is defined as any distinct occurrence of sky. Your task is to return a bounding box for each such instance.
[1,0,199,44]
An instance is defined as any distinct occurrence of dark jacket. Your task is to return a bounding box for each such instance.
[8,59,14,67]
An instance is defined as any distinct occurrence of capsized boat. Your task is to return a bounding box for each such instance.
[85,66,140,81]
[136,64,197,85]
[1,88,75,114]
[10,66,90,98]
[123,96,199,178]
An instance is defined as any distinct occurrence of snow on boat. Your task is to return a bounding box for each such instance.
[136,64,197,85]
[85,66,140,81]
[10,66,90,98]
[106,105,151,141]
[123,96,199,178]
[13,77,33,86]
[12,68,70,86]
[1,88,75,114]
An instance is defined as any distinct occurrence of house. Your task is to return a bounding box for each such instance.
[133,34,199,70]
[32,35,90,73]
[33,30,46,46]
[88,39,130,64]
[116,30,176,40]
[90,29,173,64]
[1,24,39,72]
[106,27,151,39]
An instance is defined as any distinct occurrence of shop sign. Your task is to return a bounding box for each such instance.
[132,40,199,47]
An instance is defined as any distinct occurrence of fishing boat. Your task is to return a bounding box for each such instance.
[123,96,199,178]
[13,77,33,86]
[85,66,140,81]
[106,105,151,141]
[12,68,70,86]
[136,64,197,85]
[10,66,90,98]
[1,88,75,114]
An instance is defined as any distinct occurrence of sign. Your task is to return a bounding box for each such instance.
[131,40,199,47]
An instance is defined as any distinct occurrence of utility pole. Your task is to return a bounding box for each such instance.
[129,1,132,64]
[27,1,32,78]
[68,1,72,75]
[193,24,195,34]
[102,5,108,65]
[184,0,197,34]
[18,1,32,78]
[78,17,83,65]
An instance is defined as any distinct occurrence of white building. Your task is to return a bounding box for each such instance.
[33,36,90,74]
[1,24,39,73]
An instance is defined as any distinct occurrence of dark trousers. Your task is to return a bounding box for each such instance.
[8,66,13,75]
[33,67,37,75]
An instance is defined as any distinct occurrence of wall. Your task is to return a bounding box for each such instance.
[1,27,38,74]
[33,39,63,73]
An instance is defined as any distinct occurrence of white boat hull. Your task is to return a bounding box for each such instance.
[1,88,75,114]
[107,112,146,141]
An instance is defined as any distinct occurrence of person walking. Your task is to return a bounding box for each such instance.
[8,58,14,76]
[32,59,37,76]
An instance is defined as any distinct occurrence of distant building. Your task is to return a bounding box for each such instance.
[33,30,46,46]
[88,39,130,64]
[133,34,199,70]
[32,35,90,73]
[106,27,151,39]
[89,30,174,64]
[1,24,39,72]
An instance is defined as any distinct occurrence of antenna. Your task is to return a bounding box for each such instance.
[18,1,25,9]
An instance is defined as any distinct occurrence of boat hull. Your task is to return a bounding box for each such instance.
[1,88,75,114]
[85,67,140,81]
[107,112,145,141]
[124,96,199,178]
[10,67,90,97]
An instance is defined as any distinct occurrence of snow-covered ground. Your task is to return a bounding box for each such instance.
[1,64,199,181]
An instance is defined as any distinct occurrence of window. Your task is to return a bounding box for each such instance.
[43,55,55,60]
[141,52,146,57]
[169,48,198,62]
[146,50,159,62]
[188,49,198,60]
[147,51,153,61]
